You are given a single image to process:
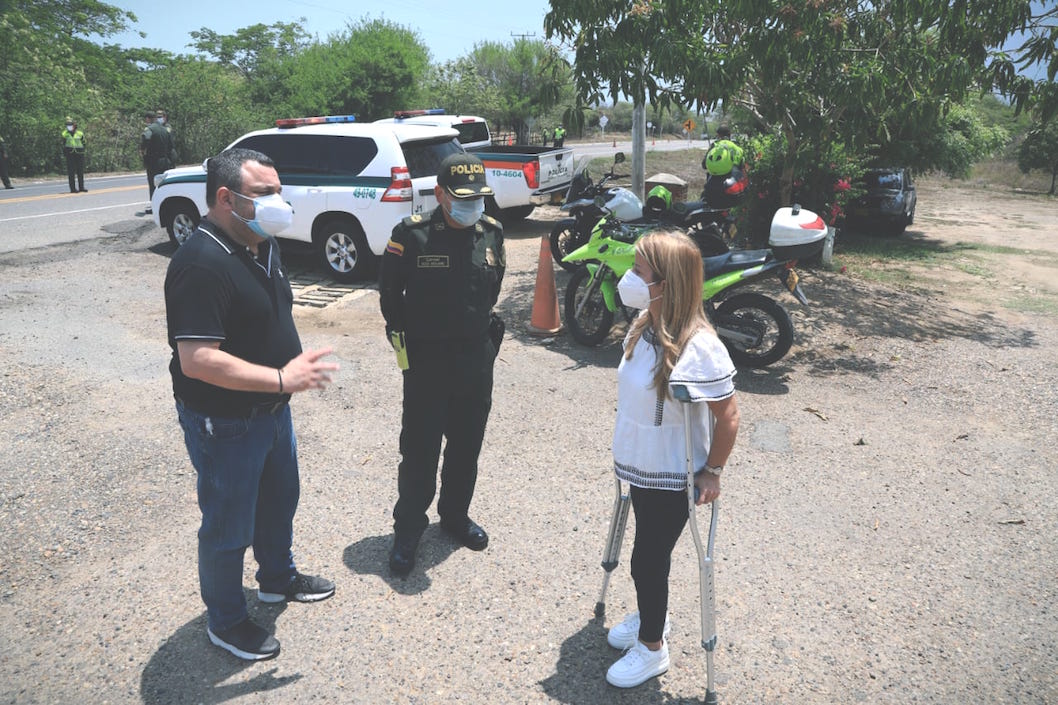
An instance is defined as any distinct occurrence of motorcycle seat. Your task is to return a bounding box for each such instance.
[702,249,771,278]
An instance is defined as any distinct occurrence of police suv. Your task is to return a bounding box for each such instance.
[151,115,462,282]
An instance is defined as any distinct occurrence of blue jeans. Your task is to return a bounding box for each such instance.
[176,401,300,632]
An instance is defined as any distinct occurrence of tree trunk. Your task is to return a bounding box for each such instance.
[1051,166,1056,196]
[632,101,646,201]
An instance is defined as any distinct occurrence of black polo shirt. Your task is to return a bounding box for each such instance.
[165,219,301,416]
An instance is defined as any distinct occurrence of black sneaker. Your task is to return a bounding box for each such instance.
[258,573,335,603]
[207,619,280,661]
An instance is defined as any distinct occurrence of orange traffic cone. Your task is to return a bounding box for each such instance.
[527,235,562,336]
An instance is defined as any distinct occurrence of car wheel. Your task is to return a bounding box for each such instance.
[317,218,373,283]
[499,205,535,222]
[166,200,199,246]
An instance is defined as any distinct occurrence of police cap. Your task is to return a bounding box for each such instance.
[437,153,493,200]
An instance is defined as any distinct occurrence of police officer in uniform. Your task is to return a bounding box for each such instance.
[61,116,87,193]
[379,152,506,578]
[141,109,174,210]
[553,125,566,148]
[0,135,13,189]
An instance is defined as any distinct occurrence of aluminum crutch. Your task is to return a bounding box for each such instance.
[595,476,631,619]
[673,383,721,705]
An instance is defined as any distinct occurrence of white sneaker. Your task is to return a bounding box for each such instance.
[607,611,671,649]
[606,639,670,688]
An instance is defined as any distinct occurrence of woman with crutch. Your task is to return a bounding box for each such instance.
[604,230,740,689]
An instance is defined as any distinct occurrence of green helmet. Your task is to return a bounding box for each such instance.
[645,185,673,214]
[705,144,734,176]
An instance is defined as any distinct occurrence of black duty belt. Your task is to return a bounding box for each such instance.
[176,395,291,419]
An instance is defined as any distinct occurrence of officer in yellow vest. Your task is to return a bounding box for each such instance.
[553,125,566,148]
[61,116,87,193]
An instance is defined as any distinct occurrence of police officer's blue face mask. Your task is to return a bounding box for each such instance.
[445,197,485,227]
[231,191,293,238]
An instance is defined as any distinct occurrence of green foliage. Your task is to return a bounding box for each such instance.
[422,58,504,120]
[1017,119,1058,195]
[545,0,1044,205]
[738,132,866,242]
[270,18,430,120]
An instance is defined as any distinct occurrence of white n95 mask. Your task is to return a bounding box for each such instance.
[617,269,661,310]
[232,192,293,238]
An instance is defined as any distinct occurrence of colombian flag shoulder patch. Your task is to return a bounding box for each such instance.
[386,239,405,256]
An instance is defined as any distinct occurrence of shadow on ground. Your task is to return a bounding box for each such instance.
[140,594,299,704]
[539,617,706,705]
[342,524,460,596]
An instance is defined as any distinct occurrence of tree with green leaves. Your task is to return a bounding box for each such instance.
[0,0,136,173]
[1017,119,1058,195]
[545,0,1046,211]
[461,39,571,141]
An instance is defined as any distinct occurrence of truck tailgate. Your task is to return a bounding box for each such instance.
[535,148,574,193]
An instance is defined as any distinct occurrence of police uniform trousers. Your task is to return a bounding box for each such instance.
[65,151,85,192]
[393,336,495,535]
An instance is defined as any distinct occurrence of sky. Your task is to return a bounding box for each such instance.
[104,0,557,64]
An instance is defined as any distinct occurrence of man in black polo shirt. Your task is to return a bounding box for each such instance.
[165,148,339,661]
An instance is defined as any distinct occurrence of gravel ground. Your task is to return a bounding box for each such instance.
[0,183,1056,704]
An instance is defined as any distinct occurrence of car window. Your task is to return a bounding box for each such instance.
[233,134,379,176]
[862,171,902,190]
[401,138,463,179]
[453,122,490,145]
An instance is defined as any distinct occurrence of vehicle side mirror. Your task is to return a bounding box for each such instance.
[613,152,626,164]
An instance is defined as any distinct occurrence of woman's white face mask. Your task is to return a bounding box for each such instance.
[617,269,662,309]
[231,191,293,238]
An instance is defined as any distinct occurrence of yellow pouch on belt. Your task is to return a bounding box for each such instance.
[389,330,409,370]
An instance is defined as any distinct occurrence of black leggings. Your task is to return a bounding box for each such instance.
[630,484,689,642]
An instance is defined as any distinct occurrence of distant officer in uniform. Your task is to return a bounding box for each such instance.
[156,108,173,135]
[61,116,87,193]
[379,152,506,578]
[553,125,566,148]
[141,109,174,211]
[0,135,13,189]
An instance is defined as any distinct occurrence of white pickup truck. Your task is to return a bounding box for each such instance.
[374,110,574,221]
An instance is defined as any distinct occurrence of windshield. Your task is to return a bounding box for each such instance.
[863,170,903,190]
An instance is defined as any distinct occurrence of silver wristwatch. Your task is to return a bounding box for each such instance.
[704,464,724,476]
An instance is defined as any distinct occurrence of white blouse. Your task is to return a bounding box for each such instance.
[612,324,736,491]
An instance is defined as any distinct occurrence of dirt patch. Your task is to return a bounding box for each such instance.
[0,178,1055,704]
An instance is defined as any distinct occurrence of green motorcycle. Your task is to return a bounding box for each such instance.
[562,205,827,368]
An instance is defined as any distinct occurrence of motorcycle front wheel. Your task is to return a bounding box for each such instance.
[565,266,615,346]
[550,219,588,272]
[713,292,794,368]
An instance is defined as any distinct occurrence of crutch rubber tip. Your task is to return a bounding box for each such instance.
[705,690,718,705]
[594,602,606,619]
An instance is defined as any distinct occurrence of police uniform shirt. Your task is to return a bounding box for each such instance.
[164,219,301,415]
[379,207,505,345]
[142,122,172,161]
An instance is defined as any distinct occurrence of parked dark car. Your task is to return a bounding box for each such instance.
[846,167,917,235]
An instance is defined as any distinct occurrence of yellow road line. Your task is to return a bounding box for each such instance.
[2,184,143,204]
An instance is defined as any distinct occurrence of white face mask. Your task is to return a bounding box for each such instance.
[66,125,74,132]
[231,191,293,238]
[446,197,485,227]
[617,269,662,310]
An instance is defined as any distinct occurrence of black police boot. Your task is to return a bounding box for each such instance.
[441,517,489,551]
[388,530,422,578]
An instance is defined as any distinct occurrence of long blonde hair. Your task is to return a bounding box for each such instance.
[624,230,712,396]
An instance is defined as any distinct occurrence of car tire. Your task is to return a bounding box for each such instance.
[499,205,535,222]
[317,218,373,283]
[165,199,200,246]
